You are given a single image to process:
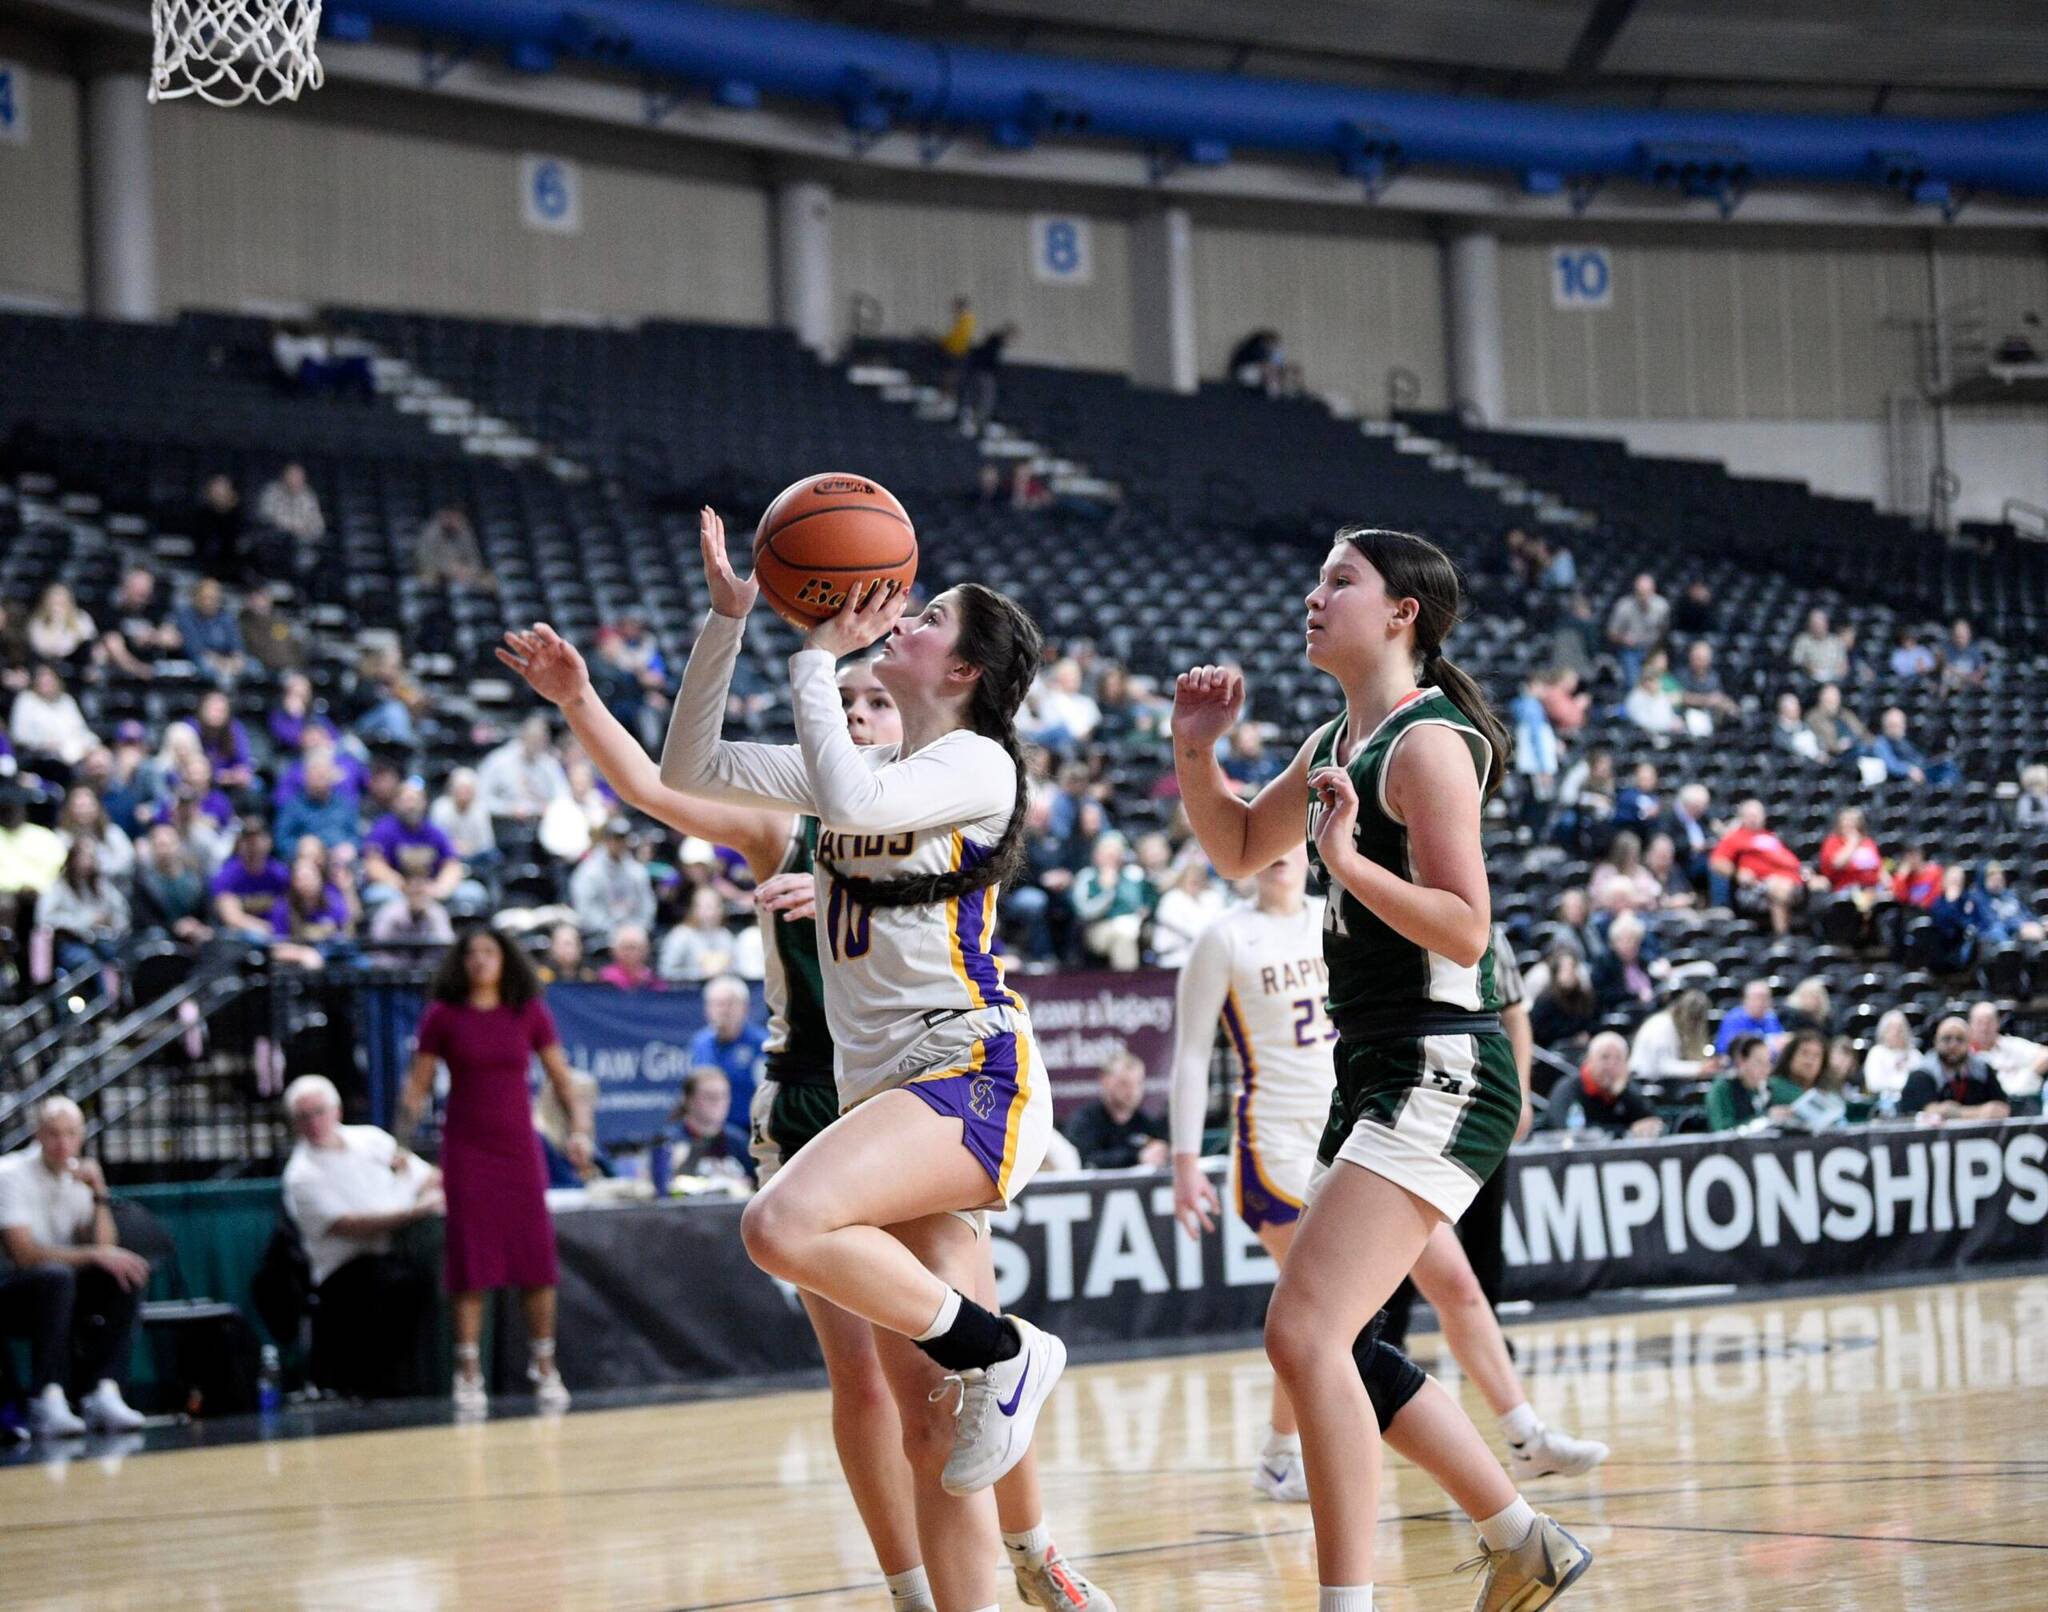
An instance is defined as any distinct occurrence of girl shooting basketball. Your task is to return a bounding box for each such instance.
[1174,528,1595,1612]
[658,507,1062,1612]
[499,581,1111,1612]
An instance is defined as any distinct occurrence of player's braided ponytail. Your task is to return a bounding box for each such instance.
[1336,526,1513,799]
[822,583,1042,908]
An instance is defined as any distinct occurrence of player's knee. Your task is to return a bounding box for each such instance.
[1428,1259,1486,1316]
[739,1188,810,1278]
[1359,1342,1426,1433]
[1262,1289,1326,1387]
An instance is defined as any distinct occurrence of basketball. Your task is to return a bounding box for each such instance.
[752,472,919,630]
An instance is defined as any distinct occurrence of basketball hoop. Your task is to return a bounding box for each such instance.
[149,0,324,107]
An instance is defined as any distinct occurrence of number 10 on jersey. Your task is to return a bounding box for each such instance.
[826,879,873,960]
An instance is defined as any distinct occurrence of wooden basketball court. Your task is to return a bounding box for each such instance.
[5,1275,2042,1611]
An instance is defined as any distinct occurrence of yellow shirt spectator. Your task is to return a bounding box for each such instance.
[941,302,976,359]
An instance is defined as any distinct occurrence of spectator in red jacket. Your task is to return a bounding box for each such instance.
[1892,843,1944,910]
[1709,798,1814,935]
[1816,807,1884,892]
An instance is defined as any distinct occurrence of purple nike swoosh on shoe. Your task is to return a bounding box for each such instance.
[997,1358,1031,1416]
[1261,1463,1289,1484]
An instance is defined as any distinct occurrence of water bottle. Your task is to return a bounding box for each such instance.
[258,1345,282,1416]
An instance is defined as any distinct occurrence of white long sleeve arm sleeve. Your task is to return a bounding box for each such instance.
[1169,919,1234,1157]
[788,647,1015,834]
[660,611,818,812]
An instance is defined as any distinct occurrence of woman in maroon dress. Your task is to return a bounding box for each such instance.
[400,928,590,1416]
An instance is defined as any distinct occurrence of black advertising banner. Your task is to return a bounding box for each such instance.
[548,1121,2048,1390]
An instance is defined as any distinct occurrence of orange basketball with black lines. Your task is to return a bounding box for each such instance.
[752,472,919,631]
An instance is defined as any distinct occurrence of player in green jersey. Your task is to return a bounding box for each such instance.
[501,624,1112,1612]
[1174,528,1592,1612]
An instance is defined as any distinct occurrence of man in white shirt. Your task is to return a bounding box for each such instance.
[477,716,571,821]
[280,1076,443,1399]
[1968,1002,2048,1103]
[569,818,658,937]
[0,1098,150,1436]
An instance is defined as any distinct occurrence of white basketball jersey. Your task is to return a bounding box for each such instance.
[665,610,1025,1105]
[1169,900,1334,1156]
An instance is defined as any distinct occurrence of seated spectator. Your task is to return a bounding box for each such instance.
[0,1098,150,1436]
[1675,641,1738,729]
[268,671,333,757]
[1779,977,1833,1036]
[429,767,496,866]
[11,664,97,772]
[1861,1010,1919,1101]
[415,507,495,590]
[1888,628,1936,682]
[38,839,129,983]
[570,817,657,938]
[100,725,157,836]
[1715,979,1784,1055]
[1539,536,1577,593]
[280,1075,442,1401]
[1805,683,1871,761]
[1661,782,1715,889]
[1705,1032,1804,1131]
[1939,617,1988,692]
[1606,573,1669,690]
[1022,658,1101,754]
[1510,676,1560,825]
[1062,1050,1169,1169]
[1709,798,1812,934]
[1148,858,1224,970]
[1671,579,1716,635]
[368,872,452,956]
[98,565,181,679]
[534,1069,603,1188]
[1221,723,1283,790]
[1591,912,1661,1011]
[1612,763,1664,831]
[1898,1018,2011,1123]
[270,854,355,961]
[1629,988,1712,1081]
[658,1068,754,1192]
[132,822,214,945]
[25,584,96,669]
[1962,861,2044,947]
[1642,834,1695,909]
[535,921,592,983]
[1544,1032,1664,1138]
[1966,1002,2047,1105]
[540,758,620,863]
[1788,608,1849,684]
[2014,763,2048,829]
[687,975,765,1119]
[1228,327,1292,394]
[1549,886,1604,966]
[351,644,425,749]
[56,784,135,883]
[1770,693,1822,763]
[1529,947,1600,1056]
[1872,707,1956,788]
[191,473,247,583]
[172,578,247,685]
[1624,664,1683,737]
[478,716,570,821]
[188,690,256,791]
[256,461,326,546]
[659,884,746,984]
[1816,807,1884,892]
[212,823,291,936]
[1533,665,1590,735]
[1072,831,1149,970]
[1589,831,1661,916]
[274,752,360,850]
[1891,842,1944,910]
[596,922,659,991]
[1553,745,1616,855]
[239,586,306,676]
[1928,866,1976,971]
[362,781,466,908]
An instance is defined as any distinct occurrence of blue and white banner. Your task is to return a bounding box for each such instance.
[547,982,764,1145]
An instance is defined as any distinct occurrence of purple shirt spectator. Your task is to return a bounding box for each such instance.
[269,709,336,753]
[276,749,366,807]
[270,884,350,936]
[365,814,457,879]
[195,719,254,777]
[212,856,291,918]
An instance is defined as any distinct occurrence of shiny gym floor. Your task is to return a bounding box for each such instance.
[4,1274,2043,1611]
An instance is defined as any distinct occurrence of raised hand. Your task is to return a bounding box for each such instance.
[700,506,760,619]
[806,578,906,660]
[1172,664,1245,749]
[497,622,592,707]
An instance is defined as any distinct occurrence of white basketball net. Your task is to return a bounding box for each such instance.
[150,0,324,107]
